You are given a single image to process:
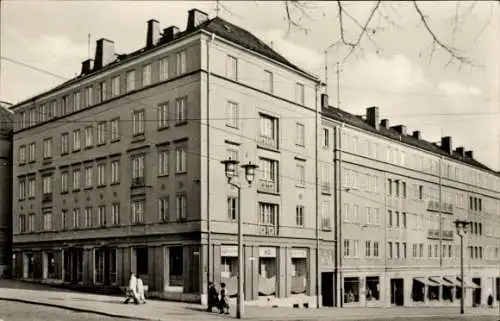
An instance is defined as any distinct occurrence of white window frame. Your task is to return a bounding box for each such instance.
[158,197,169,222]
[264,70,273,93]
[111,203,120,225]
[142,63,152,87]
[111,75,120,97]
[73,91,81,111]
[132,200,145,224]
[110,118,120,140]
[72,169,81,190]
[43,138,52,159]
[176,51,187,75]
[295,83,305,104]
[132,110,145,135]
[84,126,93,148]
[158,150,169,176]
[226,101,239,128]
[19,145,26,163]
[111,160,120,183]
[61,133,69,154]
[42,175,52,194]
[175,146,187,173]
[97,163,106,186]
[126,70,136,92]
[175,97,187,123]
[158,102,169,129]
[159,57,169,81]
[295,162,305,187]
[226,55,238,80]
[295,122,305,146]
[176,194,187,220]
[96,122,106,145]
[72,129,81,151]
[84,166,93,188]
[60,172,68,193]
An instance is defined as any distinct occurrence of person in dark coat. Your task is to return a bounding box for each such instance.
[207,282,220,312]
[218,282,230,314]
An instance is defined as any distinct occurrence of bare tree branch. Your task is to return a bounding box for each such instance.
[412,1,472,66]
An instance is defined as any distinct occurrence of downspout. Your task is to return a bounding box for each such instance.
[206,33,215,291]
[335,122,345,307]
[314,83,320,308]
[439,156,443,268]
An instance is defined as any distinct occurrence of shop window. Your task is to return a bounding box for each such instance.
[169,246,183,286]
[135,247,148,279]
[366,276,380,301]
[428,283,439,301]
[411,279,425,302]
[344,277,360,303]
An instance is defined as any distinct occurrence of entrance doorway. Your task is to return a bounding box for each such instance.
[390,278,404,306]
[321,272,334,307]
[472,278,481,306]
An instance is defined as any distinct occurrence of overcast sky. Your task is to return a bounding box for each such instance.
[1,1,499,171]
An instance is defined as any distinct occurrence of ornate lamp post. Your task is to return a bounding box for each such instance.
[221,158,258,319]
[454,219,470,315]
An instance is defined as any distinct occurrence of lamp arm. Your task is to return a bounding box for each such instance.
[228,180,241,191]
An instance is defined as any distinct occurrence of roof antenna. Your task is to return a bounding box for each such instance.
[215,0,221,17]
[88,33,91,59]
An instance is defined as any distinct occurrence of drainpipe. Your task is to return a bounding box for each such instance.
[314,83,320,308]
[206,33,215,293]
[439,156,443,268]
[335,122,345,307]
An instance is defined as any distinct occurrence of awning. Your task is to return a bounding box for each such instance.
[428,277,443,286]
[414,277,440,287]
[442,276,460,286]
[456,277,480,289]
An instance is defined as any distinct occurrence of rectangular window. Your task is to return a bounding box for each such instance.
[28,142,35,162]
[388,242,393,259]
[61,210,69,230]
[131,200,145,224]
[176,51,186,75]
[132,110,145,135]
[295,83,305,104]
[259,157,279,193]
[98,81,107,102]
[28,214,35,232]
[110,118,120,141]
[73,91,81,111]
[96,122,106,145]
[72,169,81,190]
[158,197,169,222]
[18,179,26,200]
[295,162,305,187]
[19,145,26,164]
[28,177,35,198]
[259,202,278,225]
[157,102,169,129]
[84,166,93,188]
[42,175,52,194]
[43,138,52,159]
[365,241,371,257]
[60,172,68,193]
[387,178,392,196]
[131,154,145,183]
[226,55,238,80]
[61,133,69,154]
[97,206,106,227]
[175,146,187,173]
[264,70,273,93]
[321,200,331,230]
[111,160,120,184]
[176,194,187,220]
[259,113,279,149]
[84,207,92,227]
[159,57,169,81]
[322,128,329,148]
[295,122,305,146]
[72,208,80,229]
[126,70,136,92]
[85,86,93,107]
[373,241,379,257]
[158,150,169,176]
[97,164,106,186]
[175,97,187,123]
[61,96,69,115]
[84,126,93,148]
[42,212,53,231]
[227,196,238,221]
[226,101,239,128]
[72,129,81,151]
[142,64,152,87]
[111,75,120,97]
[111,203,120,226]
[296,205,304,226]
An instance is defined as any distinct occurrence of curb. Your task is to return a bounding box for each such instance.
[0,297,159,321]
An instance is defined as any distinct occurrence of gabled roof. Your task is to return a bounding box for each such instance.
[322,106,498,176]
[11,15,318,108]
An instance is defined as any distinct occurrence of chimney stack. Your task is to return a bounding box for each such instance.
[321,94,329,109]
[81,59,94,75]
[412,131,421,140]
[146,19,161,48]
[93,38,115,70]
[440,136,452,154]
[465,150,474,158]
[391,125,407,136]
[380,119,389,128]
[163,26,180,41]
[455,147,465,158]
[187,8,209,30]
[366,106,379,130]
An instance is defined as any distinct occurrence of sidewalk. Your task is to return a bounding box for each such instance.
[0,280,498,321]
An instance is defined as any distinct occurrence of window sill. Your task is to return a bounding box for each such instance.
[97,142,107,147]
[60,191,69,195]
[132,135,145,143]
[174,121,188,127]
[19,162,26,166]
[84,146,93,150]
[225,124,239,130]
[28,160,36,164]
[257,189,280,196]
[158,174,169,178]
[60,152,69,156]
[84,187,93,191]
[97,184,106,189]
[157,126,169,132]
[72,189,81,193]
[257,144,280,153]
[110,182,120,186]
[175,171,187,175]
[110,138,121,143]
[72,149,81,153]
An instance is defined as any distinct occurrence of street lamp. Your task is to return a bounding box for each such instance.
[221,157,258,319]
[454,219,470,315]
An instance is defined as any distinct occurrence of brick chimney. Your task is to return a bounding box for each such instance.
[366,106,379,130]
[465,150,474,158]
[81,59,94,75]
[440,136,452,154]
[146,19,161,48]
[93,38,115,70]
[455,147,465,157]
[163,26,180,41]
[380,119,389,128]
[187,8,209,30]
[391,125,407,136]
[412,131,421,140]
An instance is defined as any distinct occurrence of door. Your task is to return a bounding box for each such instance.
[472,278,481,306]
[390,278,404,306]
[321,272,334,307]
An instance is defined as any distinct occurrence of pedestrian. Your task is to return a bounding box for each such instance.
[123,272,139,304]
[218,282,229,315]
[206,282,219,312]
[136,276,146,304]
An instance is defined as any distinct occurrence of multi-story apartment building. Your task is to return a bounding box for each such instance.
[10,9,334,304]
[0,101,13,277]
[319,105,500,308]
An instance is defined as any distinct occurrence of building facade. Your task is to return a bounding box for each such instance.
[0,101,13,277]
[9,8,500,308]
[320,106,500,308]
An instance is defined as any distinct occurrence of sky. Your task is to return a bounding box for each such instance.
[1,1,499,171]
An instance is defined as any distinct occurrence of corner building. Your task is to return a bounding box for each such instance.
[11,9,330,304]
[0,102,13,276]
[319,106,500,308]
